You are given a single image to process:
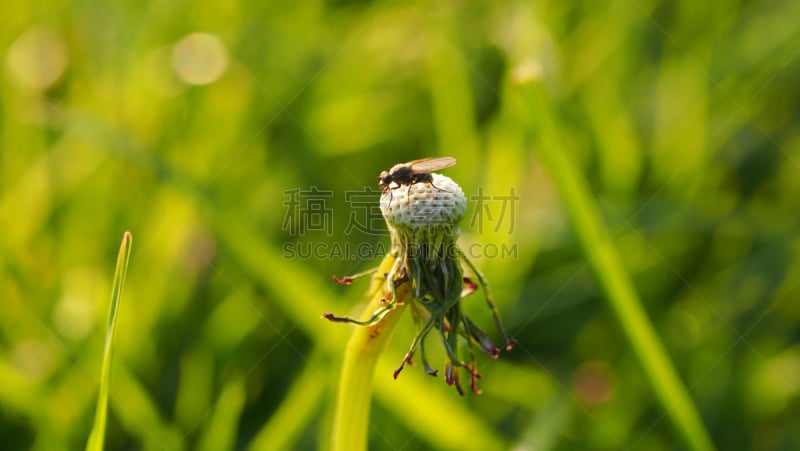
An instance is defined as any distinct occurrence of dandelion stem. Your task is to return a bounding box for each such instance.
[331,254,409,451]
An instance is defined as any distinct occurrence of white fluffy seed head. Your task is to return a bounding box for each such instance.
[380,173,466,232]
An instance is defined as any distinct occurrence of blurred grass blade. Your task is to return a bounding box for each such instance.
[248,351,326,451]
[512,71,715,451]
[515,393,572,451]
[197,378,246,451]
[86,231,133,451]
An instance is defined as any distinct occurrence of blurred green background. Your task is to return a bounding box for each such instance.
[1,0,799,450]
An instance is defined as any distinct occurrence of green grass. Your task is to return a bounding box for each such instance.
[86,231,132,451]
[515,77,714,451]
[1,0,800,450]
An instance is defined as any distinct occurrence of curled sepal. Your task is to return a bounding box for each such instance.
[332,276,355,285]
[394,315,438,379]
[332,267,379,285]
[462,362,483,395]
[462,316,501,358]
[444,362,464,396]
[393,354,413,379]
[461,277,478,298]
[458,249,516,352]
[321,298,393,326]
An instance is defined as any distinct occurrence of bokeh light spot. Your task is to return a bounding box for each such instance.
[171,32,229,86]
[11,340,55,383]
[53,267,103,341]
[573,360,615,406]
[6,25,68,91]
[747,346,800,417]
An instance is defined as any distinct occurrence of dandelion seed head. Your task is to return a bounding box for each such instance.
[380,173,466,231]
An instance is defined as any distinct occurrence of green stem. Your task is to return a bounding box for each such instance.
[331,254,409,451]
[513,74,715,451]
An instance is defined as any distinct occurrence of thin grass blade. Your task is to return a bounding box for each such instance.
[86,231,133,451]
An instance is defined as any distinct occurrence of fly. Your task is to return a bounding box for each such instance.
[377,156,457,196]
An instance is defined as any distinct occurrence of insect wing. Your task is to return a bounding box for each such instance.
[406,156,456,173]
